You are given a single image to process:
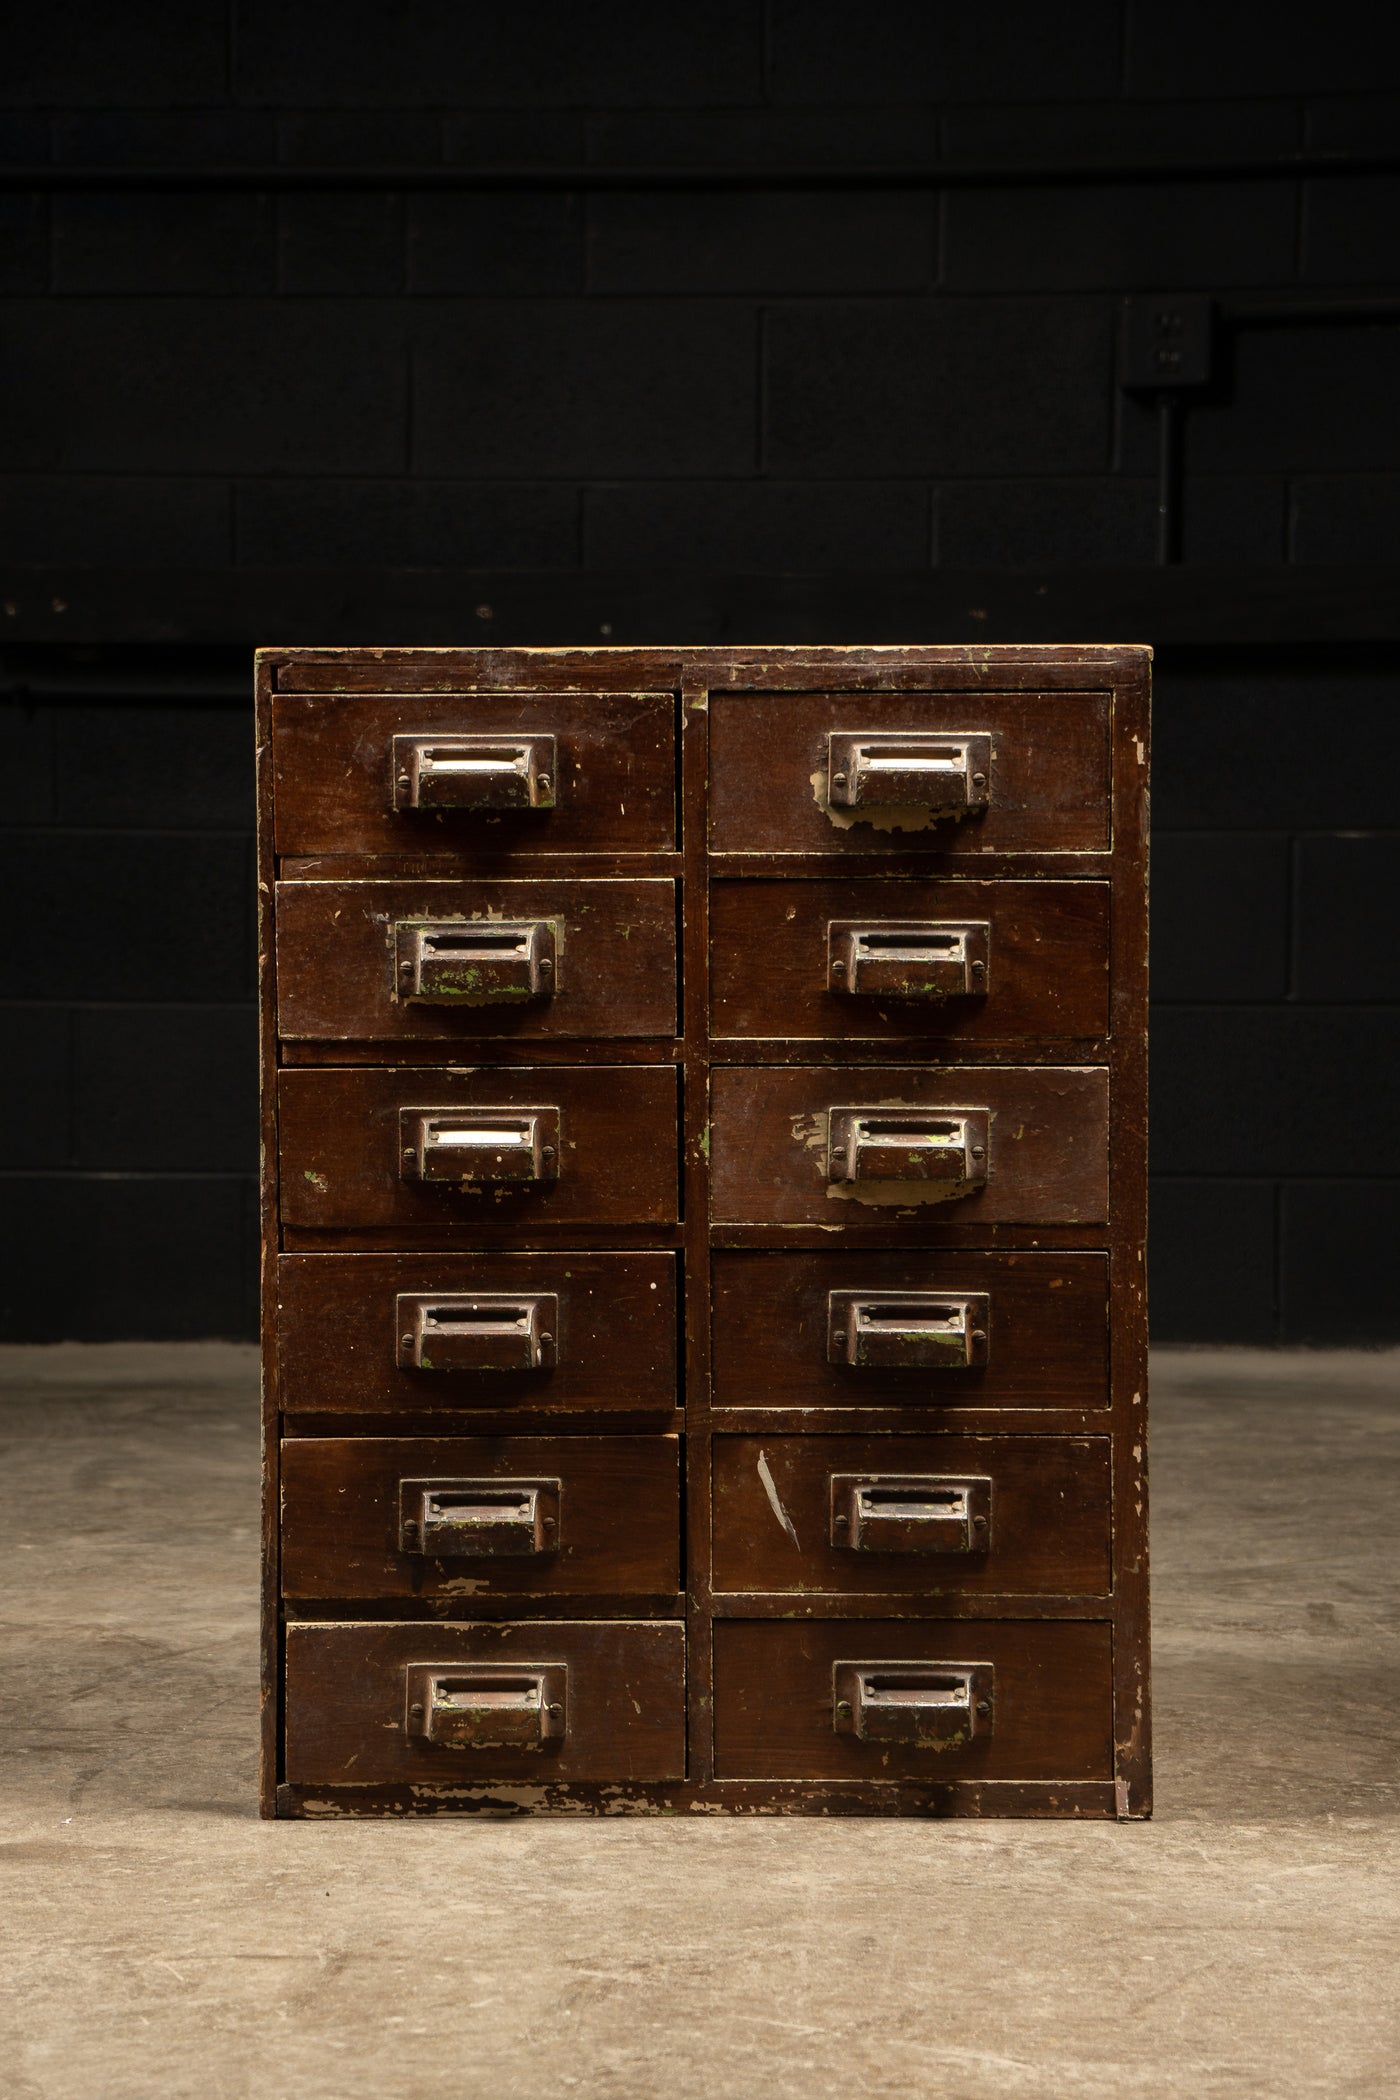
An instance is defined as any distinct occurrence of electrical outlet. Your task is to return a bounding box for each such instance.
[1118,295,1214,390]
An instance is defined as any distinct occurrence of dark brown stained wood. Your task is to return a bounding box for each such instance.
[710,1250,1109,1414]
[678,674,717,1787]
[278,1065,679,1231]
[271,645,1149,692]
[256,653,281,1815]
[709,1065,1108,1227]
[711,1435,1110,1597]
[260,643,1150,1821]
[277,1252,677,1415]
[280,1434,680,1600]
[710,878,1110,1043]
[284,1619,687,1785]
[274,1777,1119,1817]
[276,877,678,1044]
[712,1620,1112,1781]
[1106,663,1153,1819]
[272,690,677,857]
[709,691,1110,857]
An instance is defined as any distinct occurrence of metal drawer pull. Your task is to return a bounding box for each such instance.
[826,732,991,815]
[399,1477,561,1557]
[399,1106,561,1186]
[396,1292,558,1371]
[827,1290,990,1368]
[392,733,557,812]
[395,919,558,1005]
[405,1663,567,1749]
[827,1108,989,1196]
[829,1474,992,1554]
[827,920,990,999]
[833,1662,994,1747]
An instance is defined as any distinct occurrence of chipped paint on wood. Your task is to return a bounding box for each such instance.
[756,1449,800,1550]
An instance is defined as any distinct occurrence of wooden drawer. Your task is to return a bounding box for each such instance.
[710,878,1109,1042]
[277,878,677,1044]
[711,1251,1109,1413]
[712,1435,1111,1597]
[281,1434,680,1600]
[712,1620,1112,1781]
[273,690,676,857]
[278,1065,679,1233]
[709,692,1110,858]
[277,1252,677,1415]
[285,1620,687,1784]
[710,1066,1108,1227]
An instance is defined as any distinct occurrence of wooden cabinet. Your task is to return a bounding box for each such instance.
[259,645,1149,1820]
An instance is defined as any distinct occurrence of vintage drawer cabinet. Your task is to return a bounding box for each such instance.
[257,644,1150,1819]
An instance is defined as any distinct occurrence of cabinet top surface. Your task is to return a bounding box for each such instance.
[260,642,1152,679]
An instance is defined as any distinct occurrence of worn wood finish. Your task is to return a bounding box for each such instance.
[260,643,1149,1821]
[278,1065,679,1231]
[709,690,1110,856]
[710,878,1110,1043]
[284,1620,687,1785]
[273,1777,1119,1817]
[277,1252,676,1415]
[711,1435,1111,1597]
[273,690,677,857]
[712,1619,1113,1782]
[280,1435,680,1601]
[710,1250,1109,1415]
[709,1065,1109,1227]
[277,878,678,1043]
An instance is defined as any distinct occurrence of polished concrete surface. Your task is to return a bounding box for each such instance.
[1,1344,1397,2098]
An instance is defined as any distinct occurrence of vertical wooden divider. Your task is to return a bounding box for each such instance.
[255,656,282,1816]
[1108,665,1153,1816]
[679,676,714,1785]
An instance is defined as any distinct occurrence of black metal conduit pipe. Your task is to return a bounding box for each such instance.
[1151,298,1400,566]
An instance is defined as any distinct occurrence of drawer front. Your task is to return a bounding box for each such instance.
[709,692,1110,857]
[277,878,677,1044]
[273,690,676,856]
[711,1251,1109,1412]
[713,1620,1112,1781]
[285,1620,686,1784]
[712,1435,1111,1596]
[710,1066,1108,1227]
[710,878,1110,1042]
[278,1252,677,1414]
[279,1065,679,1231]
[281,1435,680,1600]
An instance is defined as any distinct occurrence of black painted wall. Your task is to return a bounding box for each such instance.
[2,3,1398,1341]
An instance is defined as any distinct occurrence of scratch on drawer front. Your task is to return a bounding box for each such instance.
[757,1450,800,1550]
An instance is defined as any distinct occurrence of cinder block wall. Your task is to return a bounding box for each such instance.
[2,2,1397,1341]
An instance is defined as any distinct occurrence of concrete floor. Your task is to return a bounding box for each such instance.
[1,1347,1397,2099]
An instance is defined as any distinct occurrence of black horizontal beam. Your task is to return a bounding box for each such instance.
[3,149,1400,194]
[3,566,1398,651]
